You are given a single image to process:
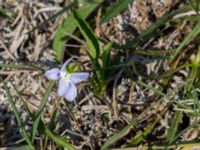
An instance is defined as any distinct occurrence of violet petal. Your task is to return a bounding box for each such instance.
[58,78,70,96]
[69,72,89,84]
[60,57,75,74]
[44,68,60,80]
[64,81,77,102]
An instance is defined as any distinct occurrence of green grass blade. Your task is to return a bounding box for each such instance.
[48,97,61,130]
[0,8,16,19]
[128,107,167,146]
[136,80,167,98]
[101,99,167,150]
[107,142,200,150]
[31,81,55,142]
[53,0,103,62]
[102,42,112,67]
[171,21,200,61]
[12,84,73,149]
[193,89,200,120]
[38,120,76,149]
[35,81,55,117]
[169,120,199,145]
[118,4,191,49]
[1,78,34,149]
[101,0,134,23]
[43,124,76,150]
[73,10,100,61]
[2,145,32,150]
[189,0,200,14]
[12,84,33,117]
[100,118,139,150]
[127,80,168,146]
[0,63,39,70]
[101,80,169,149]
[186,45,200,91]
[30,3,76,32]
[165,111,183,144]
[133,49,173,56]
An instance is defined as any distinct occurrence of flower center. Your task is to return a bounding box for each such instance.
[67,62,79,73]
[60,62,79,80]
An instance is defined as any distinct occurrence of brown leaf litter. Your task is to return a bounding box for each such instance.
[0,0,198,149]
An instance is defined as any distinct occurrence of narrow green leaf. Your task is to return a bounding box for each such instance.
[53,0,103,62]
[12,80,74,149]
[73,10,100,60]
[167,118,199,145]
[118,4,192,49]
[102,42,112,67]
[30,3,76,33]
[101,0,134,23]
[12,84,32,117]
[100,118,139,150]
[31,81,55,142]
[165,112,183,145]
[41,122,76,150]
[100,97,169,150]
[171,21,200,61]
[103,142,200,150]
[35,81,55,117]
[1,78,34,149]
[189,0,200,15]
[187,45,200,91]
[100,78,169,149]
[0,63,38,70]
[128,107,167,146]
[193,90,200,119]
[133,49,173,56]
[48,97,61,130]
[136,80,167,98]
[0,8,16,19]
[4,145,32,150]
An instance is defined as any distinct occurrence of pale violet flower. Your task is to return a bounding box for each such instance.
[45,57,89,102]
